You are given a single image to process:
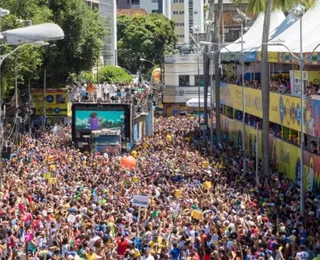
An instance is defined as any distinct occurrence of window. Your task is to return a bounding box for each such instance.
[175,22,184,26]
[195,75,204,86]
[173,0,179,2]
[173,11,178,15]
[151,0,158,2]
[152,10,159,13]
[179,75,190,86]
[179,11,184,15]
[132,0,140,4]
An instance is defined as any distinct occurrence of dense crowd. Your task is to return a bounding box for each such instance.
[221,75,320,97]
[71,82,151,104]
[0,116,320,260]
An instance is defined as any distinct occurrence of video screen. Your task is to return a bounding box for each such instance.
[75,110,125,131]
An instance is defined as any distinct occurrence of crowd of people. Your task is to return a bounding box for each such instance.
[0,115,320,260]
[71,82,151,104]
[221,74,320,98]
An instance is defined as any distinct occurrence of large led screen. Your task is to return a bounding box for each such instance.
[75,110,125,131]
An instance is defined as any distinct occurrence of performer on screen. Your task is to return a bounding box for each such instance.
[88,112,100,130]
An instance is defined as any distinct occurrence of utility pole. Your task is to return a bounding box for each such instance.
[43,68,46,128]
[28,78,32,138]
[203,0,215,141]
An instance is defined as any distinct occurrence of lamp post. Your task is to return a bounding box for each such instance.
[0,8,10,178]
[140,58,155,67]
[0,21,64,191]
[200,40,245,156]
[233,13,248,175]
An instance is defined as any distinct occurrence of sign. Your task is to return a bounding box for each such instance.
[31,88,71,117]
[220,114,320,193]
[191,210,203,220]
[132,195,149,208]
[220,83,320,137]
[163,86,211,104]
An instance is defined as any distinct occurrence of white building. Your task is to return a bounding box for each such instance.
[87,0,117,66]
[163,53,211,115]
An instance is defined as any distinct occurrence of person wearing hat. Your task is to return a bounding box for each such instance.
[266,249,274,260]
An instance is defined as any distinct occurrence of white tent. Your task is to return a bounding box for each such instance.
[265,0,320,53]
[245,13,298,52]
[186,98,214,108]
[221,11,285,54]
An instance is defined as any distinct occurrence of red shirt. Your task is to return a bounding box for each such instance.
[203,254,211,260]
[116,238,128,255]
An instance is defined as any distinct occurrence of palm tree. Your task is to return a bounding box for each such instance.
[232,0,315,182]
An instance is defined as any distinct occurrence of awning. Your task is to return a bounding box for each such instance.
[265,0,320,54]
[186,98,214,108]
[221,11,285,62]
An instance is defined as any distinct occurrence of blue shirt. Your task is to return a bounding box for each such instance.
[171,247,181,260]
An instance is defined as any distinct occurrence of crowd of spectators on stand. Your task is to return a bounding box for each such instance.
[221,74,320,97]
[0,115,320,259]
[70,82,157,117]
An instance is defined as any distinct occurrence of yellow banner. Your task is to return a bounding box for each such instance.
[31,89,71,117]
[221,84,310,133]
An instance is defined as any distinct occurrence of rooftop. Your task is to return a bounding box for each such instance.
[117,8,149,16]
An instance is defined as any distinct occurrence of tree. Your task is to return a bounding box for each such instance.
[117,14,176,76]
[0,0,52,100]
[0,0,107,95]
[47,0,106,87]
[232,0,316,181]
[98,66,133,83]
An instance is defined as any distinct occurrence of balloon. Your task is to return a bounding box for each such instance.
[120,156,136,169]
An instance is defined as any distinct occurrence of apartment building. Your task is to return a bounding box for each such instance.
[86,0,117,66]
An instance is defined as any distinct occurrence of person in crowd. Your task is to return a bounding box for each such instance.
[0,115,319,259]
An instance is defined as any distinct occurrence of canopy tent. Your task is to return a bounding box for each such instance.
[186,98,214,108]
[264,0,320,54]
[221,11,285,61]
[245,13,298,53]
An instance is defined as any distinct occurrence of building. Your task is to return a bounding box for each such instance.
[117,8,149,16]
[162,53,210,115]
[86,0,117,66]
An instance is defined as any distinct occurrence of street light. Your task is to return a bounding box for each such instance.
[200,40,247,165]
[0,21,64,191]
[140,58,155,67]
[0,8,9,17]
[264,4,310,217]
[232,10,249,176]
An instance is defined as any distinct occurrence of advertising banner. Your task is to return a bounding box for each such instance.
[31,89,71,117]
[220,114,320,193]
[220,83,320,137]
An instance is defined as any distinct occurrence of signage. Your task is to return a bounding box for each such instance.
[132,195,149,208]
[31,89,71,117]
[220,83,320,137]
[220,114,320,193]
[163,87,211,103]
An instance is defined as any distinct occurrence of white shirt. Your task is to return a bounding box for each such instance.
[142,255,155,260]
[296,251,309,260]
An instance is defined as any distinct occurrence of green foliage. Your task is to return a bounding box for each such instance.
[47,0,106,86]
[232,0,316,14]
[0,0,106,98]
[79,71,97,84]
[98,66,133,83]
[117,13,176,76]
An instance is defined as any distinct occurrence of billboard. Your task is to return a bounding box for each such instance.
[31,89,71,117]
[220,114,320,193]
[220,83,320,137]
[72,103,132,143]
